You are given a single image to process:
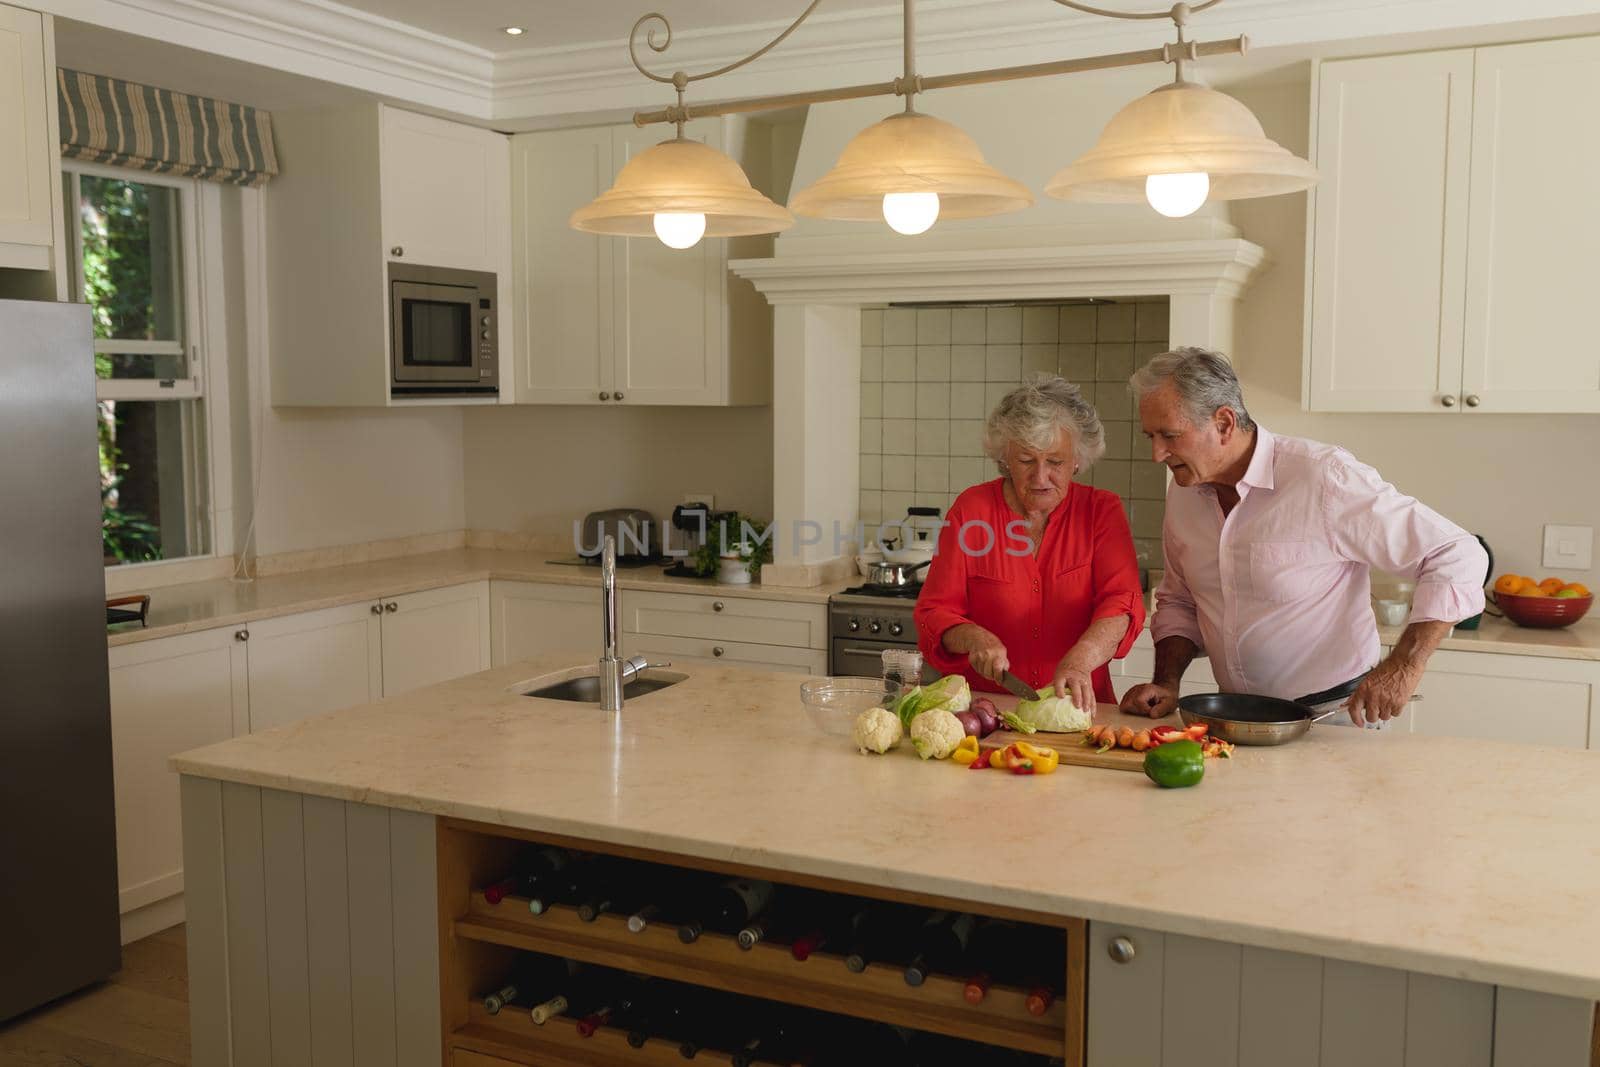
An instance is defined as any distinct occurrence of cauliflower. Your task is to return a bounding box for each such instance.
[909,708,966,760]
[852,707,904,755]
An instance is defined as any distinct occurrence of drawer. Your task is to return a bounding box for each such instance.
[624,590,826,650]
[627,633,828,675]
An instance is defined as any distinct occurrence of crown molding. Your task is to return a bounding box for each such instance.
[40,0,1600,123]
[730,239,1268,305]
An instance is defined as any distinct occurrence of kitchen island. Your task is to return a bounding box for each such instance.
[173,655,1600,1066]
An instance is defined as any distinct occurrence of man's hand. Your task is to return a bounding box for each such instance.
[966,631,1010,682]
[1345,655,1423,725]
[1120,682,1179,719]
[1052,659,1096,715]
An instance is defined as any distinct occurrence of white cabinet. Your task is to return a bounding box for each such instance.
[1382,648,1596,749]
[267,102,511,406]
[107,628,244,928]
[623,589,828,675]
[243,601,382,733]
[1460,37,1600,413]
[490,580,606,667]
[378,580,491,697]
[509,117,774,406]
[1306,36,1600,414]
[0,2,56,269]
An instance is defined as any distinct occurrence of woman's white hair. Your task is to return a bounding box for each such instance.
[983,374,1106,473]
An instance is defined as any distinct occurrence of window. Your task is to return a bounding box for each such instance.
[64,163,212,567]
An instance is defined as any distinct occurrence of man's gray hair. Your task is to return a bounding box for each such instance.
[1128,347,1256,432]
[983,374,1106,472]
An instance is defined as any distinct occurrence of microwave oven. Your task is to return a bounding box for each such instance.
[388,263,498,397]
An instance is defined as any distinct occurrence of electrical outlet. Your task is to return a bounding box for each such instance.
[1542,524,1593,571]
[682,492,715,510]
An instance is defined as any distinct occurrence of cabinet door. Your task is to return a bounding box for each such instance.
[380,106,510,274]
[107,629,242,914]
[489,580,605,667]
[1306,51,1473,413]
[245,602,383,734]
[0,3,53,257]
[611,120,727,405]
[381,581,491,697]
[1403,650,1594,749]
[1461,37,1600,413]
[511,126,614,402]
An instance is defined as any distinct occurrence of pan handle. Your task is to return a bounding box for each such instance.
[1310,693,1423,725]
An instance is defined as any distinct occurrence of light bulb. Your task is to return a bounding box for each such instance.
[1144,172,1210,218]
[653,212,706,249]
[881,192,940,235]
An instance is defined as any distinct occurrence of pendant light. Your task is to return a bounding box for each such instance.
[569,134,794,248]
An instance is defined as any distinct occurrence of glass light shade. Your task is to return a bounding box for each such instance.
[571,137,793,238]
[652,211,707,248]
[882,191,940,235]
[1046,82,1318,205]
[1145,171,1209,217]
[789,111,1032,222]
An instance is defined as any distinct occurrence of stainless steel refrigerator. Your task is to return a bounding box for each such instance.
[0,299,121,1020]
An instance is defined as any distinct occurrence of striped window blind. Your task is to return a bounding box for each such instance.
[57,68,279,187]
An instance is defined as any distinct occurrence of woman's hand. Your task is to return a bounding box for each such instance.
[1052,656,1096,714]
[965,630,1010,682]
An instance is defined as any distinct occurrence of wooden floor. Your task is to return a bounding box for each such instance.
[0,925,190,1066]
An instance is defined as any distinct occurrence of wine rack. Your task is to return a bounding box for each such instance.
[438,817,1087,1066]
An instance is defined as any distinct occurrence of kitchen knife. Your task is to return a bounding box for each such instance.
[998,670,1037,701]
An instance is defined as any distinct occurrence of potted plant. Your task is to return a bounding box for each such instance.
[691,512,773,584]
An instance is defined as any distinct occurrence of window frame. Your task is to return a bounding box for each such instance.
[63,159,235,574]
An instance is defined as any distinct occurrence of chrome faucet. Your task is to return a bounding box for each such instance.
[599,534,669,711]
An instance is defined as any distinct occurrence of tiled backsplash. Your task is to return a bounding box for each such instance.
[859,300,1170,567]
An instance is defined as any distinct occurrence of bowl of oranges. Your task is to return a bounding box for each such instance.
[1491,575,1592,628]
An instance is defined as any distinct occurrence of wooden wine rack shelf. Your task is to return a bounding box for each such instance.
[438,818,1086,1066]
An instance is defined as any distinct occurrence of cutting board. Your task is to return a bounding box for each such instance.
[982,700,1178,773]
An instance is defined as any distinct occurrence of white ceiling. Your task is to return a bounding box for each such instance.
[329,0,900,55]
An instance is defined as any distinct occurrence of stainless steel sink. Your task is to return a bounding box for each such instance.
[522,672,685,703]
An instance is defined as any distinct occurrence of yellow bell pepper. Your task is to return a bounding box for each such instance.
[1011,740,1060,775]
[951,735,981,766]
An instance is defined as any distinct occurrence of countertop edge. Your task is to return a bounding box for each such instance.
[169,756,1600,1003]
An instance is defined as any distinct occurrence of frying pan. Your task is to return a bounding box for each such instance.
[1176,692,1340,746]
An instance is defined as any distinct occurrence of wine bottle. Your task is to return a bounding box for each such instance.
[526,854,604,916]
[480,955,578,1015]
[625,869,721,933]
[625,988,694,1049]
[789,897,870,962]
[676,878,774,944]
[575,974,645,1038]
[574,859,643,923]
[843,902,923,973]
[903,910,977,987]
[734,886,823,951]
[529,966,605,1026]
[482,846,576,905]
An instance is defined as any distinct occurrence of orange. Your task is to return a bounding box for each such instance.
[1563,582,1591,598]
[1518,585,1549,598]
[1537,577,1566,595]
[1492,574,1529,596]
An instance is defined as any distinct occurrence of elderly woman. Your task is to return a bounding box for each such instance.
[914,375,1145,710]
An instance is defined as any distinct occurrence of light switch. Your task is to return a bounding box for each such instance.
[1542,524,1593,570]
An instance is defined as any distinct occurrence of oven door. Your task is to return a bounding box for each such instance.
[390,280,482,384]
[831,637,916,680]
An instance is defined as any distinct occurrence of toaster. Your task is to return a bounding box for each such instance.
[580,508,657,560]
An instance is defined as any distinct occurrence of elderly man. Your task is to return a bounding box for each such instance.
[1119,348,1487,727]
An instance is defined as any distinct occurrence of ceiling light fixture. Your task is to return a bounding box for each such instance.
[501,26,524,36]
[575,0,1316,247]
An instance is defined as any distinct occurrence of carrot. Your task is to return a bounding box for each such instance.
[1132,729,1152,752]
[1117,727,1135,749]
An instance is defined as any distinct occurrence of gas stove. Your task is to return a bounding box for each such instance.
[828,588,922,679]
[833,583,922,602]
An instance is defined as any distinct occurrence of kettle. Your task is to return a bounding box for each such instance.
[883,506,940,565]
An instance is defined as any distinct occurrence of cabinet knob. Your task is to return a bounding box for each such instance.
[370,604,383,615]
[599,391,610,401]
[712,601,725,612]
[1440,394,1457,407]
[390,246,404,257]
[1107,936,1136,964]
[384,602,398,613]
[1465,394,1481,408]
[614,391,625,401]
[713,646,725,657]
[234,629,249,642]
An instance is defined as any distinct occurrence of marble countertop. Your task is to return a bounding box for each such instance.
[1376,614,1600,661]
[173,655,1600,1000]
[107,549,857,648]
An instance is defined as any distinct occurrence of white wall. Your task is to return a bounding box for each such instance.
[461,405,774,541]
[1228,74,1600,589]
[220,189,467,558]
